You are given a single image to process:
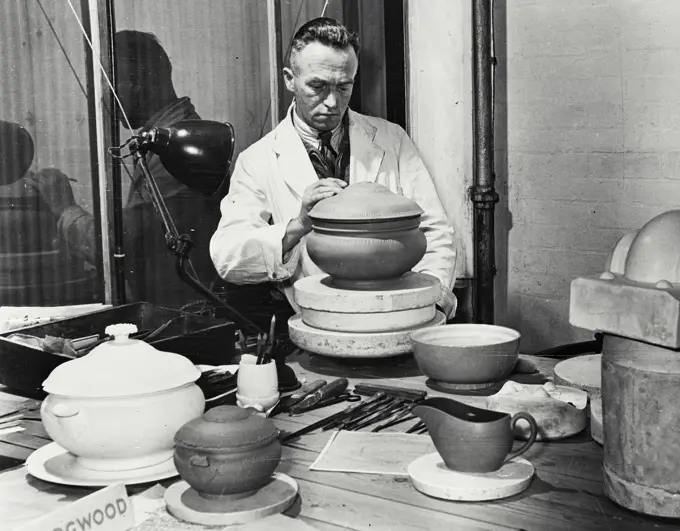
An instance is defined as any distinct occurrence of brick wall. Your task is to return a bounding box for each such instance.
[495,0,680,352]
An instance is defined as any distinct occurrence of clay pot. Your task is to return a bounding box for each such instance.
[173,406,281,501]
[306,182,426,285]
[413,397,538,473]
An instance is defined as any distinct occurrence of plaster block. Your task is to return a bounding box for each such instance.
[569,276,680,348]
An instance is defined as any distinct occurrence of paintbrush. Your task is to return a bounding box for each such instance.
[406,420,427,434]
[237,330,248,354]
[262,314,276,365]
[255,333,266,365]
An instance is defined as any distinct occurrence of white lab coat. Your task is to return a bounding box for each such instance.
[210,109,458,318]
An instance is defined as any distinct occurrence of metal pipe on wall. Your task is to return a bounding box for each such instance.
[471,0,498,324]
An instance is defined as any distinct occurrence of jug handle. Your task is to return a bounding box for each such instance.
[504,412,538,463]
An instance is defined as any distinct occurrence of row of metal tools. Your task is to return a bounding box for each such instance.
[270,379,429,443]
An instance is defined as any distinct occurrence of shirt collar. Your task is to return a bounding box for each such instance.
[291,102,344,150]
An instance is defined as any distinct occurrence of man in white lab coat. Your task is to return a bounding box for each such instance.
[210,17,458,320]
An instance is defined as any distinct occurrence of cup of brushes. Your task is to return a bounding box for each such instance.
[236,320,280,412]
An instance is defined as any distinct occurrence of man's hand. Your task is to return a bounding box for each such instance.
[296,178,347,232]
[283,178,347,256]
[23,168,76,218]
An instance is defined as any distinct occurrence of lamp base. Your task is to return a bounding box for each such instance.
[276,360,301,393]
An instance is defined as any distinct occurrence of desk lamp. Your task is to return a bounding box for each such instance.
[113,120,299,391]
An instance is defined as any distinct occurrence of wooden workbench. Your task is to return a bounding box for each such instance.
[0,352,677,531]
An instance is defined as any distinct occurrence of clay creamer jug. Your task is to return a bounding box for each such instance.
[413,397,538,473]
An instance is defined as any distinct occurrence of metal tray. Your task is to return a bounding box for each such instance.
[0,302,236,398]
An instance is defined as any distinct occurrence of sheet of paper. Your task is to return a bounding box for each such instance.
[310,430,436,476]
[130,483,167,525]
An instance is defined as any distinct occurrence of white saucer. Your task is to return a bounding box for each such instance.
[26,442,179,487]
[408,452,534,502]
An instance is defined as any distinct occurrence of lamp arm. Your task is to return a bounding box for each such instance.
[133,151,181,246]
[133,151,265,336]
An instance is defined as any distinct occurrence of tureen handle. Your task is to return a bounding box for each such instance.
[51,403,80,418]
[189,455,211,468]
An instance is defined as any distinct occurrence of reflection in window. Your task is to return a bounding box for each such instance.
[99,1,272,308]
[0,1,100,306]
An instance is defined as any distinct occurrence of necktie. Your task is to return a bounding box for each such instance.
[319,131,337,178]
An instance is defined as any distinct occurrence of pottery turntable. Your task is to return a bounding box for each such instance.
[570,209,680,518]
[288,182,446,358]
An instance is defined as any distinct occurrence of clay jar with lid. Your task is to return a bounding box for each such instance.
[173,405,282,505]
[306,182,427,287]
[40,323,205,472]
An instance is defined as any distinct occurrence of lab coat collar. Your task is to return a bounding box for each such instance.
[273,104,385,198]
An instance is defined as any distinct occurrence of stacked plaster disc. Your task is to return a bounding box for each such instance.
[288,272,446,358]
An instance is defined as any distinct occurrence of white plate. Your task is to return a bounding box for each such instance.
[26,443,179,487]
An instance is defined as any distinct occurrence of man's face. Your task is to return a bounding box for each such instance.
[284,42,358,132]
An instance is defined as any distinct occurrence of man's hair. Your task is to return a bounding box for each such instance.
[115,30,173,83]
[289,17,360,72]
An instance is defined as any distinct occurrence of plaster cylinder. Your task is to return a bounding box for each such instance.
[602,334,680,518]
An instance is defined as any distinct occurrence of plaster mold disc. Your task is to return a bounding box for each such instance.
[554,354,602,398]
[408,453,534,502]
[300,305,436,333]
[485,381,588,441]
[293,272,440,313]
[288,311,446,358]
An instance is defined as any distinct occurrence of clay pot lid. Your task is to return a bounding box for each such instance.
[623,210,680,285]
[42,323,201,398]
[309,182,423,222]
[175,406,279,450]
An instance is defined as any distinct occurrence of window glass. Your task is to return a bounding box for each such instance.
[0,1,103,306]
[107,1,271,308]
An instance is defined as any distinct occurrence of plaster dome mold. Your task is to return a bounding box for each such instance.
[623,210,680,285]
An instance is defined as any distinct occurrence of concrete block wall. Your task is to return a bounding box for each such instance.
[495,0,680,352]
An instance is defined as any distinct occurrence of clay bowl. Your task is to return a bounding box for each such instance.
[411,324,521,391]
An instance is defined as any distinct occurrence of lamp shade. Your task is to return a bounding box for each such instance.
[145,120,235,196]
[0,121,34,185]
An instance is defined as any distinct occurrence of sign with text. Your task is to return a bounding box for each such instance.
[16,483,133,531]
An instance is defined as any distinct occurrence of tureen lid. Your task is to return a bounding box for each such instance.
[309,182,424,221]
[42,323,201,398]
[174,406,279,450]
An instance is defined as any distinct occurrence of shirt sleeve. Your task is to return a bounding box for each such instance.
[395,126,459,319]
[57,204,97,265]
[210,154,302,285]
